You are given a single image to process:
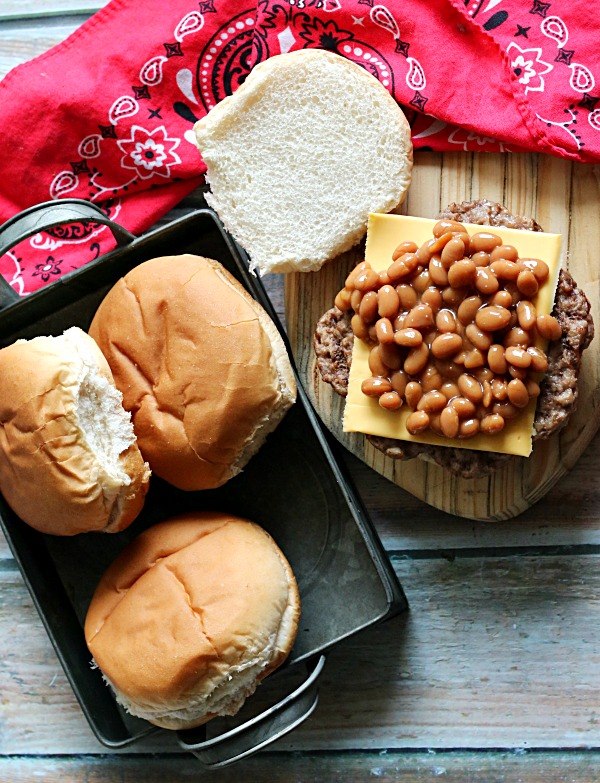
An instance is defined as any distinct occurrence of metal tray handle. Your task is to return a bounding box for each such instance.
[177,654,326,768]
[0,198,135,309]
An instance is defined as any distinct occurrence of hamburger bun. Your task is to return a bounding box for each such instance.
[194,48,413,275]
[0,327,150,535]
[88,254,296,491]
[84,512,301,730]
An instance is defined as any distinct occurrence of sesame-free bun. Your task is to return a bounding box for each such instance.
[194,48,413,274]
[0,327,150,535]
[89,254,296,491]
[84,512,301,730]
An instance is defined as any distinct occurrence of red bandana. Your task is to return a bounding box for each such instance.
[0,0,597,294]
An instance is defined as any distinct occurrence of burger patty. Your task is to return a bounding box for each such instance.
[314,200,594,478]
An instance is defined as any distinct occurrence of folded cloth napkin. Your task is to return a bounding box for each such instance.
[0,0,597,294]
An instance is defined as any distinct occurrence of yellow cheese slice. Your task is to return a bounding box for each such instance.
[343,213,562,457]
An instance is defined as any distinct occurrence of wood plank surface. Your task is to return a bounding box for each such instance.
[286,153,600,521]
[2,752,600,783]
[4,554,600,754]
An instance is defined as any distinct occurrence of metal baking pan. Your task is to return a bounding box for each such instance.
[0,199,407,767]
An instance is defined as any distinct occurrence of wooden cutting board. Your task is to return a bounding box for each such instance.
[284,152,600,521]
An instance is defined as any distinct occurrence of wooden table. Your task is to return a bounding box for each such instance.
[2,3,600,781]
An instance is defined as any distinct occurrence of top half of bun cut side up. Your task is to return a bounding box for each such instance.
[193,48,413,276]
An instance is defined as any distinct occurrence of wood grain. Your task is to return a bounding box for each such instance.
[286,153,600,521]
[2,752,600,782]
[4,554,600,753]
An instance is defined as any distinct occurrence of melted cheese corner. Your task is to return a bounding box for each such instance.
[342,213,562,457]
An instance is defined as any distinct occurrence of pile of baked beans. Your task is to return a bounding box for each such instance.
[334,219,562,440]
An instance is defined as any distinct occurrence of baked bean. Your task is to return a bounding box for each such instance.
[457,295,483,325]
[490,259,520,281]
[404,304,434,330]
[392,240,419,261]
[350,288,363,311]
[421,287,443,312]
[482,379,493,408]
[441,381,460,400]
[507,378,529,408]
[390,370,409,396]
[405,381,423,409]
[516,300,536,331]
[464,349,485,369]
[527,346,549,373]
[433,219,466,237]
[469,231,502,254]
[442,286,468,307]
[491,290,513,309]
[493,401,519,419]
[404,343,430,375]
[368,345,389,377]
[508,365,528,380]
[416,238,437,264]
[345,261,368,288]
[490,244,519,263]
[359,290,379,323]
[491,378,508,400]
[452,350,468,366]
[434,359,462,381]
[466,323,493,351]
[487,344,507,374]
[393,314,406,331]
[368,324,378,342]
[474,267,499,295]
[351,313,369,341]
[380,342,403,370]
[361,376,392,397]
[473,367,494,383]
[448,259,477,289]
[377,285,400,319]
[517,269,538,298]
[354,268,379,291]
[440,405,460,438]
[475,305,511,332]
[413,268,432,293]
[429,255,449,286]
[379,391,403,411]
[458,418,480,438]
[378,270,391,287]
[503,327,530,348]
[441,237,466,268]
[436,309,457,333]
[375,317,395,345]
[519,257,549,282]
[471,251,491,267]
[431,332,463,359]
[406,410,430,434]
[394,327,423,347]
[396,283,418,311]
[505,282,522,306]
[388,253,420,282]
[334,288,352,311]
[480,413,505,435]
[428,231,454,255]
[450,396,477,418]
[505,345,532,368]
[458,374,484,403]
[526,379,541,398]
[536,313,562,341]
[417,390,447,413]
[421,365,443,393]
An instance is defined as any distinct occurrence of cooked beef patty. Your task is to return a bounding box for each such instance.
[314,200,594,478]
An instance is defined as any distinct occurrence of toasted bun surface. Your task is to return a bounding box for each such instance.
[0,327,150,535]
[88,255,296,491]
[194,49,413,274]
[84,512,301,730]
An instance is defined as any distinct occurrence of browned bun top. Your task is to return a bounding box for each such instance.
[84,512,301,730]
[0,327,150,535]
[88,254,296,491]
